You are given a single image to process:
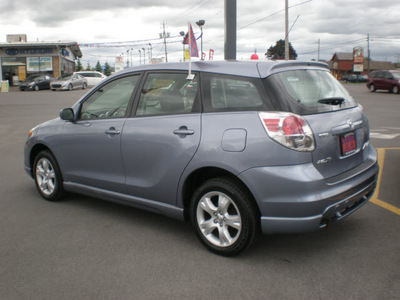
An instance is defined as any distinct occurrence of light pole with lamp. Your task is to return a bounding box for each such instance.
[179,31,185,61]
[196,20,205,60]
[130,48,133,67]
[148,43,152,63]
[138,50,142,65]
[142,48,146,64]
[126,49,130,68]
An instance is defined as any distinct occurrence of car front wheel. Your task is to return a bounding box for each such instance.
[82,82,87,89]
[34,85,39,91]
[33,151,64,201]
[369,84,376,92]
[190,178,259,256]
[68,84,73,91]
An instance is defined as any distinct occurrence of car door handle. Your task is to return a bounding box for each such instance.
[173,127,194,136]
[105,127,120,135]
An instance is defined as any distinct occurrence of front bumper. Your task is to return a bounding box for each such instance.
[19,85,34,91]
[238,148,379,234]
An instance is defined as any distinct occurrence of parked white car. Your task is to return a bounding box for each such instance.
[75,71,107,86]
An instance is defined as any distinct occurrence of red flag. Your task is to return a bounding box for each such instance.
[182,24,199,57]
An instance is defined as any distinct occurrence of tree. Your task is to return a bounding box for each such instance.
[103,62,112,76]
[76,59,83,71]
[86,63,92,71]
[265,39,297,60]
[95,60,102,72]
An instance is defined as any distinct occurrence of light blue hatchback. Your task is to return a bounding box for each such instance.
[25,61,379,256]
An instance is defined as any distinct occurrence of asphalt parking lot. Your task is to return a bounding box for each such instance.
[0,84,399,299]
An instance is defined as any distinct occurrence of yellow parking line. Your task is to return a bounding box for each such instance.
[370,148,400,216]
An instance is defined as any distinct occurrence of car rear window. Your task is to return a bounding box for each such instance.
[392,72,400,80]
[264,69,358,115]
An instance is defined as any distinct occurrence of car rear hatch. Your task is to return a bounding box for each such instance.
[262,64,372,180]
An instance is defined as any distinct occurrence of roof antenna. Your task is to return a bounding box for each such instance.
[187,21,195,80]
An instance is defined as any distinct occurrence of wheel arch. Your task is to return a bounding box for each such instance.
[181,167,260,221]
[29,144,55,176]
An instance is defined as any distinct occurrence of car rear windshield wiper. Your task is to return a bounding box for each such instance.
[317,97,345,106]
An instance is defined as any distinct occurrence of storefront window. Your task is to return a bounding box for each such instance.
[61,59,75,75]
[1,57,26,85]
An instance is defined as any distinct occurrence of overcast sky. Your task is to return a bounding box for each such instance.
[1,0,399,67]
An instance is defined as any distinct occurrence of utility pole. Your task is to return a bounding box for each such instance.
[224,0,236,60]
[367,33,370,75]
[285,0,289,60]
[317,38,320,61]
[160,22,169,63]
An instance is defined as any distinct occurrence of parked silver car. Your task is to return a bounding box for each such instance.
[50,73,87,91]
[24,61,378,256]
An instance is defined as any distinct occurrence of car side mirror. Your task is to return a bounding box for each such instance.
[60,108,74,121]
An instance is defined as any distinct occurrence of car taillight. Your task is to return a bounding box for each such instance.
[259,112,315,152]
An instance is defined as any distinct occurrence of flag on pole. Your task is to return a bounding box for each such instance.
[182,24,199,57]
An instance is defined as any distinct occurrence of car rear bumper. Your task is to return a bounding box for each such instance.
[238,147,379,234]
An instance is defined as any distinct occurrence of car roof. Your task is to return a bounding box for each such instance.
[75,71,101,74]
[115,60,329,79]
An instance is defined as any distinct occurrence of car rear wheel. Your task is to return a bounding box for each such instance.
[369,84,376,92]
[391,85,399,94]
[33,151,64,201]
[190,177,259,256]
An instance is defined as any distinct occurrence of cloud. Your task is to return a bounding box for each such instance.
[0,0,399,65]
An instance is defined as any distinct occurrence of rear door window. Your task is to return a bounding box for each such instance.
[202,73,272,112]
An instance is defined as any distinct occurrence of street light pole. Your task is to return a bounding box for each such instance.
[127,49,130,68]
[196,20,205,60]
[180,31,185,61]
[138,50,142,66]
[148,43,152,63]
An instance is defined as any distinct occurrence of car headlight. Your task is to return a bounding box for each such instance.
[29,82,35,86]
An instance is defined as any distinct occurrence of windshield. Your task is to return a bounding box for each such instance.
[265,69,357,115]
[25,75,40,81]
[57,75,72,80]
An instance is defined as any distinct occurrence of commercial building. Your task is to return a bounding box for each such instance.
[330,52,395,79]
[0,34,82,85]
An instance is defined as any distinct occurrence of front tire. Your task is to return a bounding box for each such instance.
[68,84,73,91]
[82,82,87,89]
[369,84,376,92]
[34,85,39,91]
[190,178,259,256]
[33,151,64,201]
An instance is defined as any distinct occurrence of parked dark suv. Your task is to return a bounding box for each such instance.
[367,70,400,93]
[24,61,379,256]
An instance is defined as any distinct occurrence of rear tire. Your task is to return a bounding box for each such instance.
[391,85,399,94]
[33,151,64,201]
[190,177,259,256]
